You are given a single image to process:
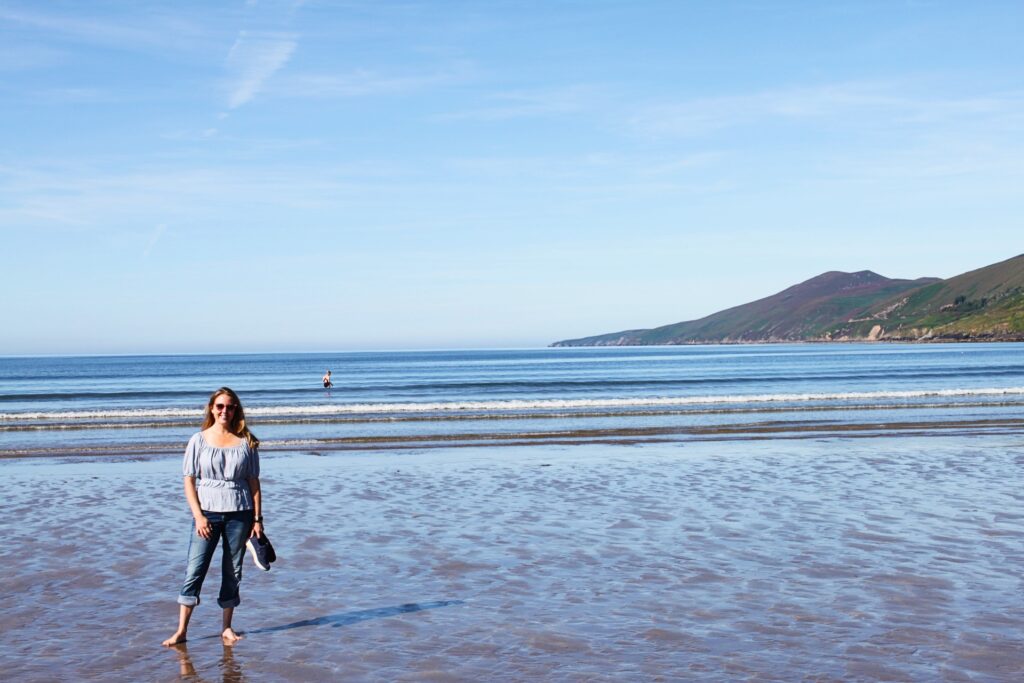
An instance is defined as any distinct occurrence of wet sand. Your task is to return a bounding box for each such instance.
[3,435,1024,681]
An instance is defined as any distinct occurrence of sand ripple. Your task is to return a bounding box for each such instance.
[2,435,1023,681]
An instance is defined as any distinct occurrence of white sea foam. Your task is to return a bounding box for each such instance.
[3,387,1024,421]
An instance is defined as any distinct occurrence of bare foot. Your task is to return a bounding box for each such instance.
[162,632,187,647]
[221,628,243,645]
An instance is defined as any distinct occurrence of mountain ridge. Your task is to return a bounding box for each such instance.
[552,254,1024,346]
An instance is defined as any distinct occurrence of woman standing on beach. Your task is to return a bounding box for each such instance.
[163,387,263,647]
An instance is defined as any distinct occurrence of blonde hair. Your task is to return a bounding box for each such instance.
[201,387,259,449]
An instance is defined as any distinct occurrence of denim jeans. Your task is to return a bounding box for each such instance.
[177,509,254,609]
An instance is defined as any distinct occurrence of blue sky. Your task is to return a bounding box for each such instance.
[2,1,1022,354]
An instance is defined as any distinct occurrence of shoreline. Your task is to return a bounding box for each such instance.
[551,336,1024,347]
[3,414,1023,460]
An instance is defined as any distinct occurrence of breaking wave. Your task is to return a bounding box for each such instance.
[3,386,1024,422]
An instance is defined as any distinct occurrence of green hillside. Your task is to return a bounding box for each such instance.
[826,254,1024,340]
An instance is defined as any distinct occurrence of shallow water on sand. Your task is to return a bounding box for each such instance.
[4,435,1024,681]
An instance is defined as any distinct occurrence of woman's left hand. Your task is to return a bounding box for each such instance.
[251,521,263,538]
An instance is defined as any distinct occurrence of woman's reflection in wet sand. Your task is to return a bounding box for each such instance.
[169,642,246,683]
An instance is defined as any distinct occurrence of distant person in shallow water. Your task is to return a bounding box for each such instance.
[322,370,333,388]
[162,387,263,647]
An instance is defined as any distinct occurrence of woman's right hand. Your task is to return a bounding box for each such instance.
[194,515,212,539]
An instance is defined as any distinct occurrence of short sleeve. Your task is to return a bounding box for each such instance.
[182,433,201,477]
[246,444,260,479]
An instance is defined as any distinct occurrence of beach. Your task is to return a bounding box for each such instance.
[4,434,1023,681]
[7,2,1024,680]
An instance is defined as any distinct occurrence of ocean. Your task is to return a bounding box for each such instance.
[2,343,1023,458]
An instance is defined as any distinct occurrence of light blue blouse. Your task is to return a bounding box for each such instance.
[182,431,260,512]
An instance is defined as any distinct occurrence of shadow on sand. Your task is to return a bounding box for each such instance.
[249,600,464,635]
[167,602,463,680]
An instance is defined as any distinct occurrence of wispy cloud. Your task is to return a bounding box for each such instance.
[142,223,168,258]
[629,81,1024,138]
[0,6,165,45]
[443,151,723,182]
[0,5,211,53]
[225,31,297,108]
[0,42,66,71]
[0,161,408,231]
[24,87,113,104]
[440,85,602,121]
[277,63,473,99]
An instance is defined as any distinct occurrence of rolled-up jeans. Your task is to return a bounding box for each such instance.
[177,509,254,609]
